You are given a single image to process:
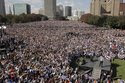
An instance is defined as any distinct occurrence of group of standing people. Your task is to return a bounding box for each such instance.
[0,21,125,83]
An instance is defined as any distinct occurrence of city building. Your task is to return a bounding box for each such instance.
[44,0,57,19]
[13,3,31,15]
[9,6,12,15]
[90,0,125,16]
[68,10,85,21]
[39,8,45,15]
[65,6,72,17]
[73,10,84,18]
[0,0,6,16]
[120,3,125,15]
[73,10,79,17]
[56,5,64,17]
[67,16,79,21]
[78,11,85,17]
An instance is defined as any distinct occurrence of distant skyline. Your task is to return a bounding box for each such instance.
[5,0,125,14]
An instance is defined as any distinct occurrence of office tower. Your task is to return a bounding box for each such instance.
[13,3,31,15]
[44,0,56,19]
[72,10,84,20]
[9,6,12,15]
[56,5,64,16]
[78,11,84,17]
[120,3,125,15]
[39,8,45,15]
[90,0,100,16]
[65,6,72,17]
[0,0,6,16]
[74,10,79,16]
[90,0,125,16]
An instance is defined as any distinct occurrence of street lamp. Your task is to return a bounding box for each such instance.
[0,25,7,37]
[0,25,7,60]
[2,25,7,29]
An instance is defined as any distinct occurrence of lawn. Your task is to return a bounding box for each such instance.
[112,59,125,80]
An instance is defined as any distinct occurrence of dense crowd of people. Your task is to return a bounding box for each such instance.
[0,21,125,83]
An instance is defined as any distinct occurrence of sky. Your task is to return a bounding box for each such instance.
[5,0,91,14]
[5,0,125,14]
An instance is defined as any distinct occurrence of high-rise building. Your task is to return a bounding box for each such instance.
[39,8,45,15]
[0,0,6,16]
[65,6,72,17]
[73,10,84,18]
[78,11,85,17]
[120,3,125,15]
[9,6,12,15]
[44,0,56,19]
[90,0,125,16]
[13,3,31,15]
[56,5,64,16]
[74,10,79,17]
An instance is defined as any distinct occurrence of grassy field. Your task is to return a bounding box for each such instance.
[112,59,125,80]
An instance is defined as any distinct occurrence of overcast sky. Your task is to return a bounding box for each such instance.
[5,0,125,14]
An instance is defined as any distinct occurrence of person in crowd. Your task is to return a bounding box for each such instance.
[99,56,104,67]
[0,21,125,83]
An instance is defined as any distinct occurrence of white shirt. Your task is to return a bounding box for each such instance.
[100,56,104,61]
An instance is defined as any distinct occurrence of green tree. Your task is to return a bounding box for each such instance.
[87,16,100,25]
[106,16,119,28]
[117,16,125,29]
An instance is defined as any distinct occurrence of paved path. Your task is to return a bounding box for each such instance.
[92,61,101,80]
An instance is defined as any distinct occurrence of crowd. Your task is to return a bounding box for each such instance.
[0,21,125,83]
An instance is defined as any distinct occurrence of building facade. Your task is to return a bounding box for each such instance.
[44,0,56,19]
[0,0,6,16]
[56,5,64,17]
[73,10,84,18]
[90,0,125,16]
[65,6,72,17]
[9,6,12,15]
[39,8,45,15]
[120,3,125,15]
[13,3,31,15]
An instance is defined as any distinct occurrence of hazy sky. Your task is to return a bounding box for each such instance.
[5,0,125,14]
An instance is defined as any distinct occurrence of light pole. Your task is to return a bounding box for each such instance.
[0,25,6,37]
[0,25,7,60]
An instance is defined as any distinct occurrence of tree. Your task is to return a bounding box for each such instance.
[106,16,118,28]
[117,16,125,29]
[80,13,93,23]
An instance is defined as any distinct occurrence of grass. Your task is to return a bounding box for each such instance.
[112,59,125,80]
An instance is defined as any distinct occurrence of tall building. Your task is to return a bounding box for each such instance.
[39,8,45,15]
[90,0,125,16]
[0,0,6,16]
[78,11,85,17]
[44,0,56,19]
[13,3,31,15]
[73,10,84,18]
[9,6,12,15]
[56,5,64,16]
[119,3,125,15]
[65,6,72,17]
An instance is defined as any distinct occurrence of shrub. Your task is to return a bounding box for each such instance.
[0,15,7,24]
[6,14,14,24]
[80,14,107,27]
[0,14,48,24]
[55,16,68,20]
[106,16,119,28]
[117,16,125,29]
[80,14,125,29]
[87,15,100,26]
[98,16,107,27]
